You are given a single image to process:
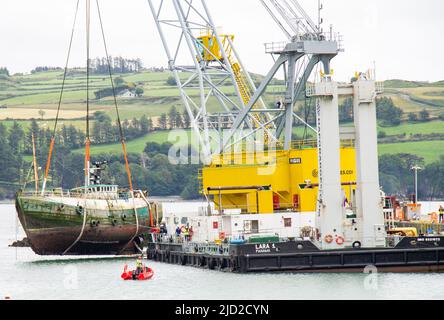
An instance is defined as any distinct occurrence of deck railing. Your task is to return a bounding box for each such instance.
[18,189,146,201]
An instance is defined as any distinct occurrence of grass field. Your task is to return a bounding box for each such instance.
[0,70,237,126]
[2,70,444,124]
[2,70,444,164]
[378,141,444,164]
[69,128,443,165]
[73,130,190,155]
[378,120,444,135]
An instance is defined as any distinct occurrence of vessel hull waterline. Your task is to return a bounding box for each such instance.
[15,193,151,255]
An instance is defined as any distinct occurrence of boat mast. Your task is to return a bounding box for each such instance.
[31,133,39,193]
[84,0,91,188]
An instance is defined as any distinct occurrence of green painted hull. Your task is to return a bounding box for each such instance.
[15,194,151,255]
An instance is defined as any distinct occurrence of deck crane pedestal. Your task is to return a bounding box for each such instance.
[307,73,386,249]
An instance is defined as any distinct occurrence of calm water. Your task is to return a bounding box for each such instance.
[1,203,444,300]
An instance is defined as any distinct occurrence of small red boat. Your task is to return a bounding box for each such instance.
[121,264,154,281]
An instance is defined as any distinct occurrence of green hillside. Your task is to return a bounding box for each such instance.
[1,70,444,163]
[379,141,444,164]
[73,130,179,155]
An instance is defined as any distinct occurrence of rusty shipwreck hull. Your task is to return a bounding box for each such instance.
[15,193,150,255]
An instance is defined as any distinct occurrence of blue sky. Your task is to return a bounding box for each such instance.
[1,0,443,82]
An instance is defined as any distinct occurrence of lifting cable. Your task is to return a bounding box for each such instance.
[41,0,80,195]
[42,0,140,255]
[96,0,134,193]
[64,0,91,255]
[95,0,140,253]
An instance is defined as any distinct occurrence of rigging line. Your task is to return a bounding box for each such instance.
[96,0,138,254]
[66,0,91,252]
[95,0,123,140]
[53,0,81,136]
[63,185,88,255]
[86,0,91,140]
[96,0,134,193]
[41,0,80,195]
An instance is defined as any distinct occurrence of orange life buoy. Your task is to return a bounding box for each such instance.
[324,235,334,244]
[336,236,345,246]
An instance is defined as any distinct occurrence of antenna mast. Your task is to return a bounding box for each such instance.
[318,0,323,33]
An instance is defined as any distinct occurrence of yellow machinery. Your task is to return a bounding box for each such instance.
[196,31,357,215]
[197,30,233,62]
[197,31,273,144]
[201,141,357,214]
[387,228,418,237]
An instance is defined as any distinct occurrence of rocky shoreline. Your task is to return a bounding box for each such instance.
[9,238,31,247]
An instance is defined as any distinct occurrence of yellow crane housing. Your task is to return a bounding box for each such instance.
[197,32,273,143]
[201,141,357,214]
[196,32,357,215]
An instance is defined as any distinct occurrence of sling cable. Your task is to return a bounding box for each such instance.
[41,0,135,195]
[38,0,139,253]
[41,0,80,195]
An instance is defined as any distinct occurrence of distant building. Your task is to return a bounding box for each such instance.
[118,89,136,98]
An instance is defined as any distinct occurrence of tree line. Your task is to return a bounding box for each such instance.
[6,111,156,160]
[158,106,191,130]
[0,121,201,200]
[379,153,444,201]
[0,117,443,201]
[21,57,143,77]
[0,67,10,77]
[46,142,201,201]
[91,111,153,144]
[31,66,63,74]
[0,104,443,201]
[295,96,405,126]
[90,56,143,74]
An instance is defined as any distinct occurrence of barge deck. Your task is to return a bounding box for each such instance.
[145,236,444,273]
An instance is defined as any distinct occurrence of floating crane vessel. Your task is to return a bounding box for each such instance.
[143,0,444,273]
